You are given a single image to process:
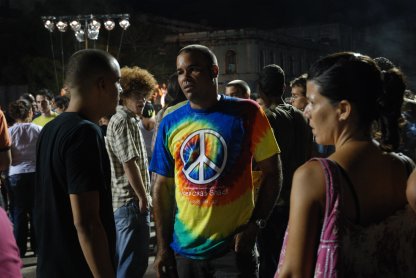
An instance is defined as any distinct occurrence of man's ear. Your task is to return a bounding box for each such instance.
[338,100,351,121]
[95,77,107,94]
[211,65,219,79]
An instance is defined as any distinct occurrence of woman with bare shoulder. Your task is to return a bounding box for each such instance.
[276,52,415,277]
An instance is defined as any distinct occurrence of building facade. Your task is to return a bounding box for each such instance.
[165,28,337,96]
[164,23,374,96]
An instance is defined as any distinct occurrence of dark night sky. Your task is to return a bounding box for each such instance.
[122,0,416,29]
[1,0,416,94]
[29,0,416,30]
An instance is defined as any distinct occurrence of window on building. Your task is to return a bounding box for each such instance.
[225,50,237,74]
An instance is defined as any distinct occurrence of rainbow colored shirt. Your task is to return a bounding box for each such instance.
[150,95,280,259]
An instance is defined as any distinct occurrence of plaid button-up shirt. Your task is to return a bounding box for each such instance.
[105,105,151,211]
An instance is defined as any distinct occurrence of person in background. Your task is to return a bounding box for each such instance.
[150,72,186,188]
[51,95,70,114]
[105,66,156,278]
[139,101,156,162]
[289,73,335,158]
[276,52,416,277]
[32,89,58,127]
[257,65,312,278]
[7,99,42,257]
[157,72,188,118]
[60,86,70,98]
[288,74,308,112]
[0,108,11,210]
[254,95,266,110]
[35,49,118,278]
[98,115,111,137]
[20,93,39,120]
[225,79,251,99]
[0,103,20,277]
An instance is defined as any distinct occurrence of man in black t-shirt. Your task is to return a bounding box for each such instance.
[256,64,313,278]
[35,49,122,278]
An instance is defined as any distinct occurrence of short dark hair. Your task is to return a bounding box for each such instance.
[53,95,70,110]
[20,93,35,104]
[226,80,251,95]
[65,49,117,93]
[257,64,285,98]
[35,88,53,101]
[290,74,307,96]
[178,44,218,67]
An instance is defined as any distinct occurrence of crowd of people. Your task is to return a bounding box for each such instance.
[0,44,415,278]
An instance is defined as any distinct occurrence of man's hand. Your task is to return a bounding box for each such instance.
[154,247,178,278]
[153,175,177,277]
[70,191,115,278]
[123,159,148,212]
[234,222,259,254]
[138,197,148,213]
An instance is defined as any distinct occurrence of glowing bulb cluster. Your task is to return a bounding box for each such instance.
[42,15,130,42]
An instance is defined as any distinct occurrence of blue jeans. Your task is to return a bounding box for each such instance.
[8,172,36,256]
[114,200,150,278]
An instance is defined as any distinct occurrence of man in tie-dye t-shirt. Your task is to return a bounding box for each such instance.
[150,44,282,278]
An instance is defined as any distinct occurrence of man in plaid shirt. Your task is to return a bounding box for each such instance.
[105,66,157,278]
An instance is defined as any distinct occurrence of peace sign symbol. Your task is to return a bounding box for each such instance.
[180,129,228,184]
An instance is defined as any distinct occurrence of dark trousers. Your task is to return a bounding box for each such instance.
[8,172,36,256]
[257,206,289,278]
[176,249,258,278]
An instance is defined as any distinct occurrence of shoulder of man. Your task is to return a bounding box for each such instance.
[163,100,188,118]
[107,107,131,128]
[268,104,303,120]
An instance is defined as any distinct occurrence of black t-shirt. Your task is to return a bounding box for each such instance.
[266,104,313,206]
[34,112,116,278]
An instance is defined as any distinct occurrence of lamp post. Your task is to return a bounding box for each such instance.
[41,14,130,90]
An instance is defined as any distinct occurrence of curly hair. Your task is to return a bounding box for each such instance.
[120,66,157,99]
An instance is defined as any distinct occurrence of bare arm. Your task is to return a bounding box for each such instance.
[123,158,148,212]
[0,150,11,171]
[152,174,178,278]
[407,169,416,213]
[278,161,325,278]
[234,154,282,253]
[70,191,115,278]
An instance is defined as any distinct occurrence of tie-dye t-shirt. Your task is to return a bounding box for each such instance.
[150,95,280,259]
